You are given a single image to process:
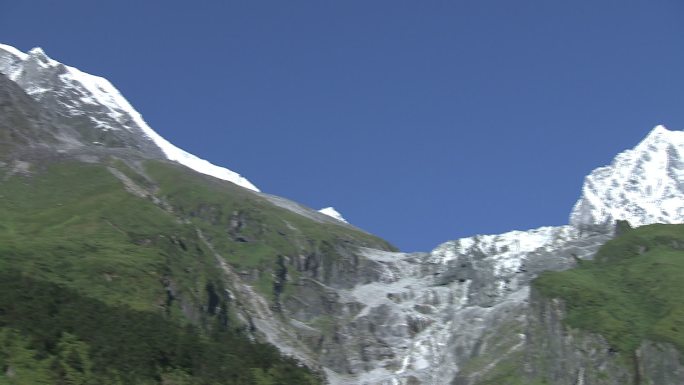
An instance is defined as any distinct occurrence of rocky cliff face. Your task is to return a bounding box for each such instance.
[524,287,684,385]
[281,227,612,385]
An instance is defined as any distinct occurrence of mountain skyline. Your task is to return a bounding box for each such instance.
[2,1,683,251]
[2,36,684,385]
[1,41,682,250]
[4,41,683,239]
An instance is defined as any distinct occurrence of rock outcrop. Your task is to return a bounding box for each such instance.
[523,287,684,385]
[268,226,612,384]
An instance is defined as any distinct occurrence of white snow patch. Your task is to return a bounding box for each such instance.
[318,206,348,223]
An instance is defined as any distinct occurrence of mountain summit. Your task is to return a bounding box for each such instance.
[570,125,684,230]
[0,43,259,191]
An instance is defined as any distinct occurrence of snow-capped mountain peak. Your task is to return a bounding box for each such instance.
[318,207,348,223]
[570,125,684,229]
[0,43,259,192]
[27,47,52,64]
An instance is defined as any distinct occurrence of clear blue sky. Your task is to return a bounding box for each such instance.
[2,1,683,251]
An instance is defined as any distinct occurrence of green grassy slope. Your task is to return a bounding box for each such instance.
[146,160,394,259]
[145,161,395,297]
[534,223,684,354]
[0,161,191,310]
[0,160,321,384]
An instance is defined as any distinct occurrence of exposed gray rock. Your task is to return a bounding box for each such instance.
[266,227,612,384]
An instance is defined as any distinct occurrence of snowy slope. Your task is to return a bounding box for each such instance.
[430,225,579,277]
[0,43,259,191]
[571,125,684,229]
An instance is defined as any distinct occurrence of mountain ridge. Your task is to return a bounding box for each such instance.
[1,41,684,385]
[5,43,683,240]
[0,43,259,191]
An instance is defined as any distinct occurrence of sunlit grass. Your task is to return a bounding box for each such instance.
[534,223,684,354]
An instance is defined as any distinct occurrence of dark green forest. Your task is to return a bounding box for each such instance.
[0,161,327,384]
[0,272,318,385]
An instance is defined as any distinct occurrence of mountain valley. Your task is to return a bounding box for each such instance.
[0,44,683,385]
